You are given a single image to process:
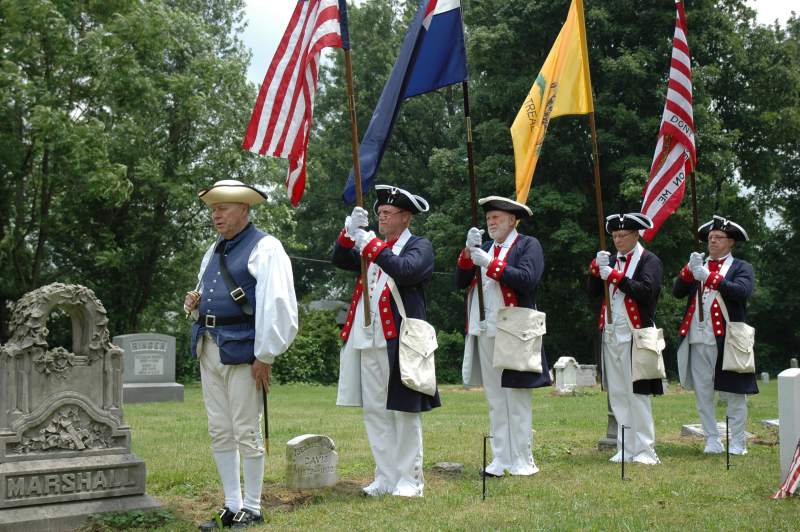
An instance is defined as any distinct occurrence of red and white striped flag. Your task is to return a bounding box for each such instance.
[773,438,800,499]
[640,0,696,241]
[243,0,345,206]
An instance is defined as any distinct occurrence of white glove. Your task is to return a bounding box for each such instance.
[353,228,376,253]
[345,206,369,237]
[466,227,484,248]
[470,247,491,268]
[599,265,612,280]
[691,264,710,282]
[596,250,611,268]
[689,251,705,270]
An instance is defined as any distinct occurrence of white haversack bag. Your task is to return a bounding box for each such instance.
[387,279,438,396]
[715,295,756,374]
[492,306,545,373]
[630,326,667,381]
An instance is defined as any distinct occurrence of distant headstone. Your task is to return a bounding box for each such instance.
[576,364,598,387]
[791,358,798,369]
[761,372,770,383]
[681,422,753,440]
[285,434,338,489]
[432,462,463,473]
[554,357,579,393]
[761,419,779,430]
[0,283,158,530]
[778,368,800,480]
[114,334,183,403]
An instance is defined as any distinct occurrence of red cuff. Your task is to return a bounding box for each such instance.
[337,228,355,249]
[361,237,388,263]
[457,249,474,270]
[679,264,694,282]
[486,258,507,281]
[706,271,723,290]
[607,268,624,285]
[589,259,600,278]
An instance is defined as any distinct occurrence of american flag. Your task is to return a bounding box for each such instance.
[243,0,346,206]
[773,438,800,499]
[640,0,696,241]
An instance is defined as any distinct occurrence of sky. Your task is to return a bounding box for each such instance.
[240,0,798,85]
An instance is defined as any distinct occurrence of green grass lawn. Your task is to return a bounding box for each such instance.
[120,381,796,531]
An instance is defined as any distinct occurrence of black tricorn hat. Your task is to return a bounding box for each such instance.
[478,196,532,219]
[605,212,653,233]
[698,215,749,242]
[372,185,429,215]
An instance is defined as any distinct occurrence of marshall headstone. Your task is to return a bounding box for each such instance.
[0,283,158,531]
[285,434,338,489]
[113,334,184,403]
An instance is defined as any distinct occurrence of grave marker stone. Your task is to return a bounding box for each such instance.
[285,434,338,489]
[554,357,579,393]
[0,284,158,531]
[113,334,183,403]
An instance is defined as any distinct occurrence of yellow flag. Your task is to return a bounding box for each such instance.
[511,0,594,204]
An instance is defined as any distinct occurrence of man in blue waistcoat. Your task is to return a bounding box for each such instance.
[588,212,664,464]
[332,184,440,497]
[674,215,757,455]
[456,196,551,477]
[184,180,298,530]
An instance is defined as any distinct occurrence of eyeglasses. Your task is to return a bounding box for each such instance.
[377,209,403,220]
[612,231,636,240]
[708,235,732,242]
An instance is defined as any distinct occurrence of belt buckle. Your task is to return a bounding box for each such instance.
[205,314,216,328]
[230,287,245,302]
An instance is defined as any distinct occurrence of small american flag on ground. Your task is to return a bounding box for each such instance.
[773,438,800,499]
[640,0,696,241]
[243,0,347,206]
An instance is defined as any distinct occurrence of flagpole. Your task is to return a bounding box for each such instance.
[688,160,704,321]
[343,48,371,327]
[461,81,486,321]
[588,113,612,324]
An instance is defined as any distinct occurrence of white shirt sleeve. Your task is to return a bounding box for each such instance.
[248,235,299,364]
[190,241,217,320]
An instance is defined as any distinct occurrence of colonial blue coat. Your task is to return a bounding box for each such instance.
[456,234,552,388]
[588,250,664,396]
[332,234,442,413]
[672,258,758,394]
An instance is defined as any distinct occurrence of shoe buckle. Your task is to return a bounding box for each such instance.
[205,314,216,328]
[232,510,246,523]
[230,287,245,302]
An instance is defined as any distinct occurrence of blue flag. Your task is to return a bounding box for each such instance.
[343,0,468,203]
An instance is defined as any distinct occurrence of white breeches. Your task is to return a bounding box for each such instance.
[199,333,264,458]
[361,347,424,495]
[689,343,748,445]
[603,332,658,463]
[477,335,536,475]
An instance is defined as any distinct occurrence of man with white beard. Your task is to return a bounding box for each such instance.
[456,196,551,477]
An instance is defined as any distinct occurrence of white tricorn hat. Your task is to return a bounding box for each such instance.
[198,180,267,207]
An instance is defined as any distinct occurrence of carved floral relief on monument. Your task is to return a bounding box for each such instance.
[12,406,113,454]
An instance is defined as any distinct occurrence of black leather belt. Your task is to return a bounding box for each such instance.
[198,314,253,328]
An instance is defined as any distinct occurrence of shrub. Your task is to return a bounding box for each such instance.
[272,309,341,384]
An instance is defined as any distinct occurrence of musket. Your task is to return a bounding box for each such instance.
[262,387,269,455]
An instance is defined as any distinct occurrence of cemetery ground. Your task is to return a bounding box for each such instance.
[114,381,795,531]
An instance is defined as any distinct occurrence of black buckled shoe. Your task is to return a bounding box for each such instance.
[198,507,236,530]
[230,508,265,529]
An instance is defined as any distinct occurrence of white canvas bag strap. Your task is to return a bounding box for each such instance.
[714,294,731,323]
[385,278,407,319]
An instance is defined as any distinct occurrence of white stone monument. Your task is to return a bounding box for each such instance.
[761,372,769,384]
[285,434,338,489]
[576,364,598,387]
[778,368,800,480]
[554,357,579,393]
[114,334,183,403]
